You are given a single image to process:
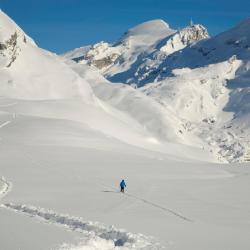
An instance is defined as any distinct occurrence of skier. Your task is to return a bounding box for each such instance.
[120,179,126,193]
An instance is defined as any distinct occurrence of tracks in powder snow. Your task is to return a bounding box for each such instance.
[0,136,161,248]
[0,177,161,249]
[102,184,193,222]
[126,192,193,222]
[0,101,182,248]
[0,177,160,249]
[2,203,161,249]
[0,121,12,129]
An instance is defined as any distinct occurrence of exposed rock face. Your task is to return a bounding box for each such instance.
[91,54,119,69]
[79,42,120,70]
[160,24,209,54]
[0,31,24,68]
[0,10,35,69]
[5,32,19,67]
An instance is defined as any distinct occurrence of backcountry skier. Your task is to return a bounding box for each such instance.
[120,179,126,193]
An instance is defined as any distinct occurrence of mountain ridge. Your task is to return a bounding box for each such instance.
[64,17,250,162]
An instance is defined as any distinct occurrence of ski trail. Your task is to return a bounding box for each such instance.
[0,100,18,129]
[0,121,11,129]
[102,184,193,222]
[125,192,193,222]
[2,203,163,249]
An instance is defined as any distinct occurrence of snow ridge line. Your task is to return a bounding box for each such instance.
[2,203,163,249]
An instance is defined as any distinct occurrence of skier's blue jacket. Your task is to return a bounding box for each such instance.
[120,180,126,188]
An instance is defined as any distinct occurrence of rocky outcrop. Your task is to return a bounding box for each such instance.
[0,31,23,68]
[82,42,120,70]
[160,24,209,55]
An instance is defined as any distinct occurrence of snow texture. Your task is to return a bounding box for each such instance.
[3,203,162,250]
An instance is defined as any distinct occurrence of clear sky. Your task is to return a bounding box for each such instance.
[1,0,250,54]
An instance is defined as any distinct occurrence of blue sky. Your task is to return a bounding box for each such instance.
[1,0,250,53]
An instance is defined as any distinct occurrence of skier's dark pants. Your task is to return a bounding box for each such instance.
[120,187,124,192]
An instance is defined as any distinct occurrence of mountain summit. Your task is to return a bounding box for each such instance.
[64,20,208,85]
[121,19,173,42]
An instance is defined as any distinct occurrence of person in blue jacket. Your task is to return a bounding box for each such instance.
[120,179,126,193]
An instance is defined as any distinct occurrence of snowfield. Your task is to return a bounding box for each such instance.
[0,97,250,250]
[0,9,250,250]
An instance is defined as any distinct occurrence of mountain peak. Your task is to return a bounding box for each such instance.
[126,19,171,36]
[179,24,209,41]
[0,9,35,45]
[0,9,20,42]
[159,23,209,54]
[119,19,175,48]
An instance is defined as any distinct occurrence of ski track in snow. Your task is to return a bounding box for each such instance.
[102,184,193,222]
[0,151,163,249]
[0,161,163,250]
[0,101,17,131]
[125,192,193,222]
[2,203,163,250]
[0,110,163,249]
[0,120,12,129]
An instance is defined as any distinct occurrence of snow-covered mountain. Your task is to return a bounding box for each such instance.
[1,8,250,162]
[0,10,211,161]
[0,10,94,101]
[64,18,250,162]
[63,20,208,85]
[138,19,250,162]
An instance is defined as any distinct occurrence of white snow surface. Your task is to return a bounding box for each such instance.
[0,97,249,250]
[0,10,250,250]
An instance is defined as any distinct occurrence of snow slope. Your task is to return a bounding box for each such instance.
[65,17,250,162]
[138,17,250,162]
[0,97,249,250]
[0,10,94,101]
[1,10,192,155]
[140,57,248,162]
